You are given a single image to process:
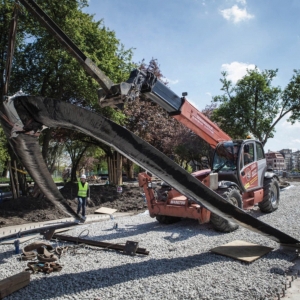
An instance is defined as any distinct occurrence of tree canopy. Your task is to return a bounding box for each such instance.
[212,67,300,146]
[0,0,136,183]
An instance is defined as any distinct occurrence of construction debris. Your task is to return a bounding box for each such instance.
[0,272,30,299]
[25,261,62,274]
[20,241,68,261]
[52,233,149,255]
[124,241,139,256]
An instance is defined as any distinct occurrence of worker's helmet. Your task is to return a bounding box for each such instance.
[80,174,86,179]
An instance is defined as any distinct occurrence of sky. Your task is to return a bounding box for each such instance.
[84,0,300,152]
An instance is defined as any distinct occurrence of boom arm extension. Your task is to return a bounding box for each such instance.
[100,69,232,148]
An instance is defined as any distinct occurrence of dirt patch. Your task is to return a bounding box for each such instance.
[0,182,147,228]
[1,177,296,228]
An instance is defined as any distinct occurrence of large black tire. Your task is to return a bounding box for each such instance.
[210,188,242,233]
[156,215,181,224]
[259,178,280,213]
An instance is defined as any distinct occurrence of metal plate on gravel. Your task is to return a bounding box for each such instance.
[124,241,139,256]
[210,240,273,262]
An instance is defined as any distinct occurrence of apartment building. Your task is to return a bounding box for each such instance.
[291,150,300,170]
[265,149,300,171]
[265,151,285,171]
[279,149,292,171]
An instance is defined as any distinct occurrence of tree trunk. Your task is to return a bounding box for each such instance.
[124,158,135,180]
[13,160,20,197]
[107,151,122,185]
[8,160,17,199]
[70,165,78,182]
[116,152,122,185]
[41,128,52,161]
[18,169,27,196]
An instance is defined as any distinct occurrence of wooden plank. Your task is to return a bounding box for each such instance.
[0,279,30,299]
[210,240,273,263]
[94,207,117,215]
[0,272,30,290]
[0,272,30,299]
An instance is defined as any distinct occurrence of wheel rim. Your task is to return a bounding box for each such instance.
[229,197,238,207]
[270,185,278,206]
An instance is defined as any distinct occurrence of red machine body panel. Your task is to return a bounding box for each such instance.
[173,101,231,148]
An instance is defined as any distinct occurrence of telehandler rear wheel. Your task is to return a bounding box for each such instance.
[210,188,242,233]
[156,215,181,224]
[259,178,280,213]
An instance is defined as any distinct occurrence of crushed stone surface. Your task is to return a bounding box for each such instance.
[0,182,300,300]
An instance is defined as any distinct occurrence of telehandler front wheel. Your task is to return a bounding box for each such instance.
[259,178,280,213]
[210,188,242,233]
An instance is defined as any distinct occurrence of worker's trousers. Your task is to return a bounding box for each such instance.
[77,197,86,217]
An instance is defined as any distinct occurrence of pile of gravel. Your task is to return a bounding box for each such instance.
[1,182,300,300]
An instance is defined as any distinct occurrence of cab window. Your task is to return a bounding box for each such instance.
[243,143,255,166]
[256,142,265,160]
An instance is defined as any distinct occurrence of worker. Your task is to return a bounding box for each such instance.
[244,145,252,165]
[76,174,89,220]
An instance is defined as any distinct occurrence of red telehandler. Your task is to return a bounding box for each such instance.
[100,69,280,233]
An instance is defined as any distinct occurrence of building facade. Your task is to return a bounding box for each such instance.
[266,149,300,171]
[279,149,292,171]
[291,150,300,170]
[265,151,285,171]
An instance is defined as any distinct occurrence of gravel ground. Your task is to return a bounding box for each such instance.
[1,182,300,300]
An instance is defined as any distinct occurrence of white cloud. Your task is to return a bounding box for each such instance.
[281,114,300,128]
[221,61,256,83]
[292,138,300,144]
[162,77,179,85]
[220,5,254,23]
[236,0,247,5]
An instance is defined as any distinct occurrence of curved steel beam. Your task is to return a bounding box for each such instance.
[6,95,298,245]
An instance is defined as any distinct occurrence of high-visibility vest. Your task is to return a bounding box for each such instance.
[78,182,88,197]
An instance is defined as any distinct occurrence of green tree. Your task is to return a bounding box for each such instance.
[212,67,300,146]
[1,1,134,188]
[0,127,9,173]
